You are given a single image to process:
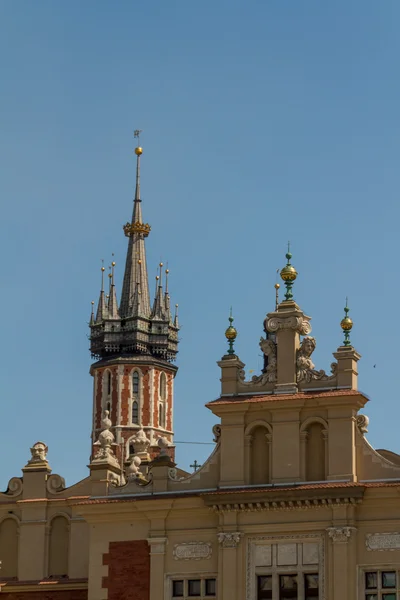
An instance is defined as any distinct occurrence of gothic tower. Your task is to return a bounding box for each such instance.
[89,136,179,462]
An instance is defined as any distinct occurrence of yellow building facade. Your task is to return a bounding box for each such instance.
[1,143,400,600]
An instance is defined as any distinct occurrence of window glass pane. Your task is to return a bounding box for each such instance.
[366,573,378,589]
[280,575,297,590]
[382,572,396,588]
[172,581,184,597]
[132,400,139,424]
[280,575,297,599]
[258,576,272,591]
[205,579,216,596]
[365,595,378,600]
[258,575,272,600]
[188,580,201,596]
[305,573,319,598]
[305,574,319,589]
[382,594,396,600]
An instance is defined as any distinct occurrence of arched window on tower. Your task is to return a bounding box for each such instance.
[132,400,139,424]
[131,370,141,425]
[159,403,165,428]
[160,372,167,400]
[132,371,140,395]
[103,370,112,416]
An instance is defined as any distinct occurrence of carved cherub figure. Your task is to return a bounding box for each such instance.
[296,336,317,382]
[259,337,277,382]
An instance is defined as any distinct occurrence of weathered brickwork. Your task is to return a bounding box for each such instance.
[110,368,118,428]
[120,368,131,426]
[167,373,173,432]
[103,541,150,600]
[95,369,103,429]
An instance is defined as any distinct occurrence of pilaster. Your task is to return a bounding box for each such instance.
[326,526,356,600]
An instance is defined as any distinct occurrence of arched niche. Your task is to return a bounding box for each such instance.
[48,515,69,577]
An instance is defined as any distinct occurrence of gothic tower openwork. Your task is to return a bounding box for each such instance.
[89,135,179,461]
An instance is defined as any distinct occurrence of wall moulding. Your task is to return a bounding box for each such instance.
[366,532,400,551]
[173,542,212,561]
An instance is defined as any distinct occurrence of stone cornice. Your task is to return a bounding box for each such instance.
[210,496,362,513]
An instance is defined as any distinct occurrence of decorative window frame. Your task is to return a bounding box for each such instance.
[299,418,328,481]
[244,420,273,485]
[130,368,142,426]
[165,572,218,600]
[246,534,325,600]
[357,563,400,599]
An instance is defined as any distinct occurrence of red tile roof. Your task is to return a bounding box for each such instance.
[207,389,369,406]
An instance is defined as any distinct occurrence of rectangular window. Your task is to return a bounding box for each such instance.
[364,570,399,599]
[171,578,216,600]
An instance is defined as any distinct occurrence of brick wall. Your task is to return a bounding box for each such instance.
[103,541,150,600]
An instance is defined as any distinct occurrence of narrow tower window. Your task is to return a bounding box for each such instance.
[132,371,140,395]
[132,400,139,424]
[160,372,167,400]
[107,371,111,396]
[159,403,165,428]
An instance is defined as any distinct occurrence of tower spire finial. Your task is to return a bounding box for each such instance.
[280,242,297,301]
[95,261,107,322]
[341,297,353,346]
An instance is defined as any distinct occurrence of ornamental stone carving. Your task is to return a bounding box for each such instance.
[297,337,337,383]
[46,474,66,493]
[266,315,311,336]
[92,410,119,468]
[366,533,400,551]
[147,537,168,555]
[130,428,151,461]
[173,542,212,560]
[327,527,356,543]
[217,532,242,548]
[212,424,221,443]
[7,477,23,497]
[27,441,48,465]
[357,414,369,434]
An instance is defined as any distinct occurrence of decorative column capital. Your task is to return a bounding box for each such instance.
[217,531,242,548]
[327,526,356,543]
[147,537,168,554]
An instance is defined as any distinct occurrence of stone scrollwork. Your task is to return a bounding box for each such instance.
[7,477,23,497]
[327,526,356,543]
[266,315,312,336]
[46,474,66,494]
[217,532,243,548]
[297,337,337,383]
[212,424,221,443]
[357,414,369,434]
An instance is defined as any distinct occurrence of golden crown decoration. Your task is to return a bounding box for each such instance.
[123,221,151,238]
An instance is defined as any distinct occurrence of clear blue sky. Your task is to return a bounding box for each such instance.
[1,1,399,486]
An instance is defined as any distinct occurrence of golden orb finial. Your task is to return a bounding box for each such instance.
[225,308,237,355]
[274,283,280,290]
[340,298,353,346]
[135,147,143,156]
[91,300,94,305]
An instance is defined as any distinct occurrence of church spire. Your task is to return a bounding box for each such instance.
[119,131,151,319]
[89,132,179,363]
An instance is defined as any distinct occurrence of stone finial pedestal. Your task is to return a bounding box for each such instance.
[265,300,312,394]
[333,346,361,390]
[217,355,245,395]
